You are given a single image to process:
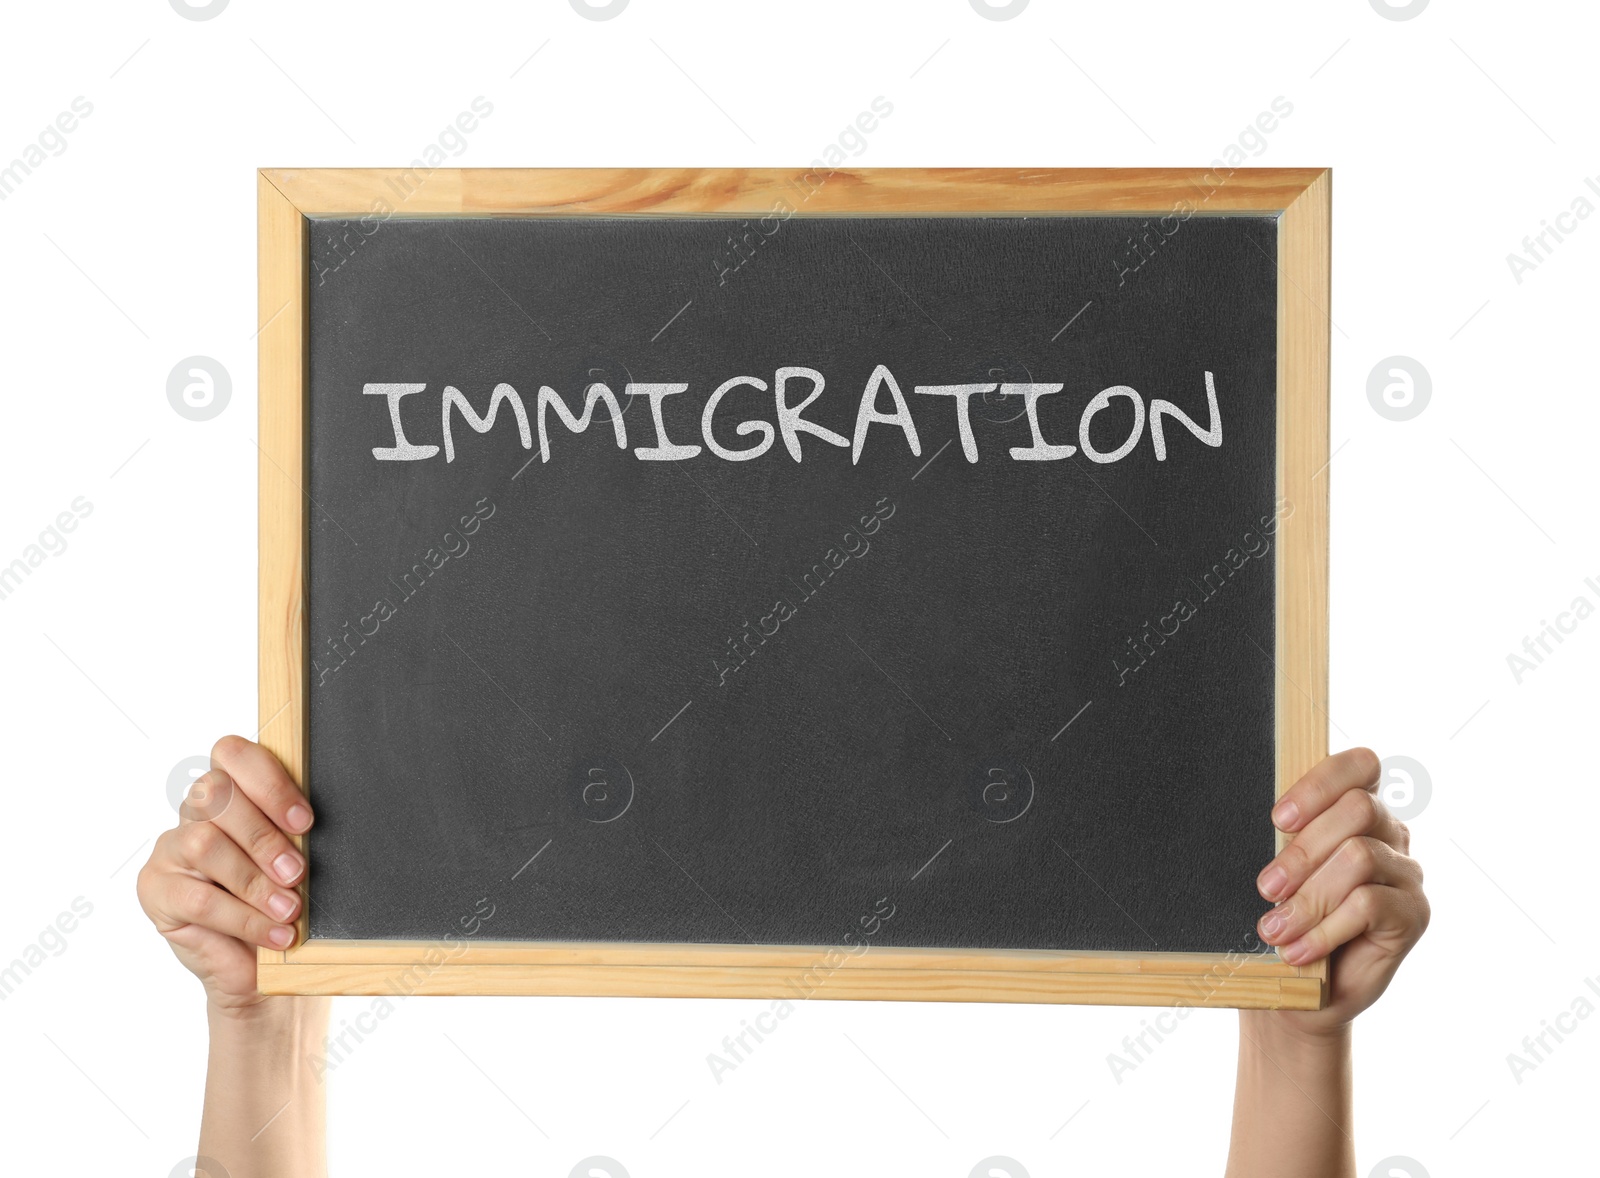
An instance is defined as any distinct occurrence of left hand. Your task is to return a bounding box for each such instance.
[1253,747,1430,1033]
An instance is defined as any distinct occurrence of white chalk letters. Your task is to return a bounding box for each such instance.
[365,368,1225,467]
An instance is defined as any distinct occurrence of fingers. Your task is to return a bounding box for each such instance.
[177,768,234,824]
[1259,784,1408,902]
[158,869,297,950]
[179,820,301,923]
[153,819,302,941]
[1256,748,1430,974]
[1272,882,1428,967]
[141,825,298,949]
[1271,746,1380,834]
[139,741,309,950]
[1257,835,1420,950]
[210,734,313,836]
[199,769,306,887]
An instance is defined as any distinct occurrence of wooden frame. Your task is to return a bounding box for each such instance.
[257,168,1330,1008]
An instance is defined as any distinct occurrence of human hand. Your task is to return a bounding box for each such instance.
[1252,747,1430,1036]
[136,735,313,1015]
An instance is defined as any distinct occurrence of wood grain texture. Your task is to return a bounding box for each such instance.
[1275,170,1333,997]
[257,172,310,968]
[256,167,1331,1007]
[266,940,1315,1008]
[260,963,1321,1009]
[260,166,1328,218]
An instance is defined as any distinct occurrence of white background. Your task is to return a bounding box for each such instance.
[1,1,1594,1175]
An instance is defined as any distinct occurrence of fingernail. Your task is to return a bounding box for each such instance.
[268,892,298,921]
[286,804,312,832]
[268,925,294,948]
[1260,907,1287,940]
[1258,865,1288,900]
[272,852,303,884]
[1272,800,1299,830]
[1280,939,1308,965]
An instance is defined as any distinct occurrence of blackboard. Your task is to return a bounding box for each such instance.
[257,169,1331,1008]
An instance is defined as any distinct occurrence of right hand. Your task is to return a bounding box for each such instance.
[137,735,314,1013]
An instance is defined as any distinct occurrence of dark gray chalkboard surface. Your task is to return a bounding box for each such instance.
[303,213,1279,956]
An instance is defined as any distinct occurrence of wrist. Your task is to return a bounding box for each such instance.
[208,995,330,1049]
[1239,1009,1351,1065]
[200,997,330,1177]
[1230,1011,1355,1177]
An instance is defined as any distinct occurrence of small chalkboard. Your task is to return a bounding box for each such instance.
[256,169,1330,1009]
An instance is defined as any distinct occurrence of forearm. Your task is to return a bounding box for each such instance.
[1225,1012,1354,1178]
[199,997,331,1178]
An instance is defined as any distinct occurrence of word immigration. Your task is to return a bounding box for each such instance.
[364,366,1226,467]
